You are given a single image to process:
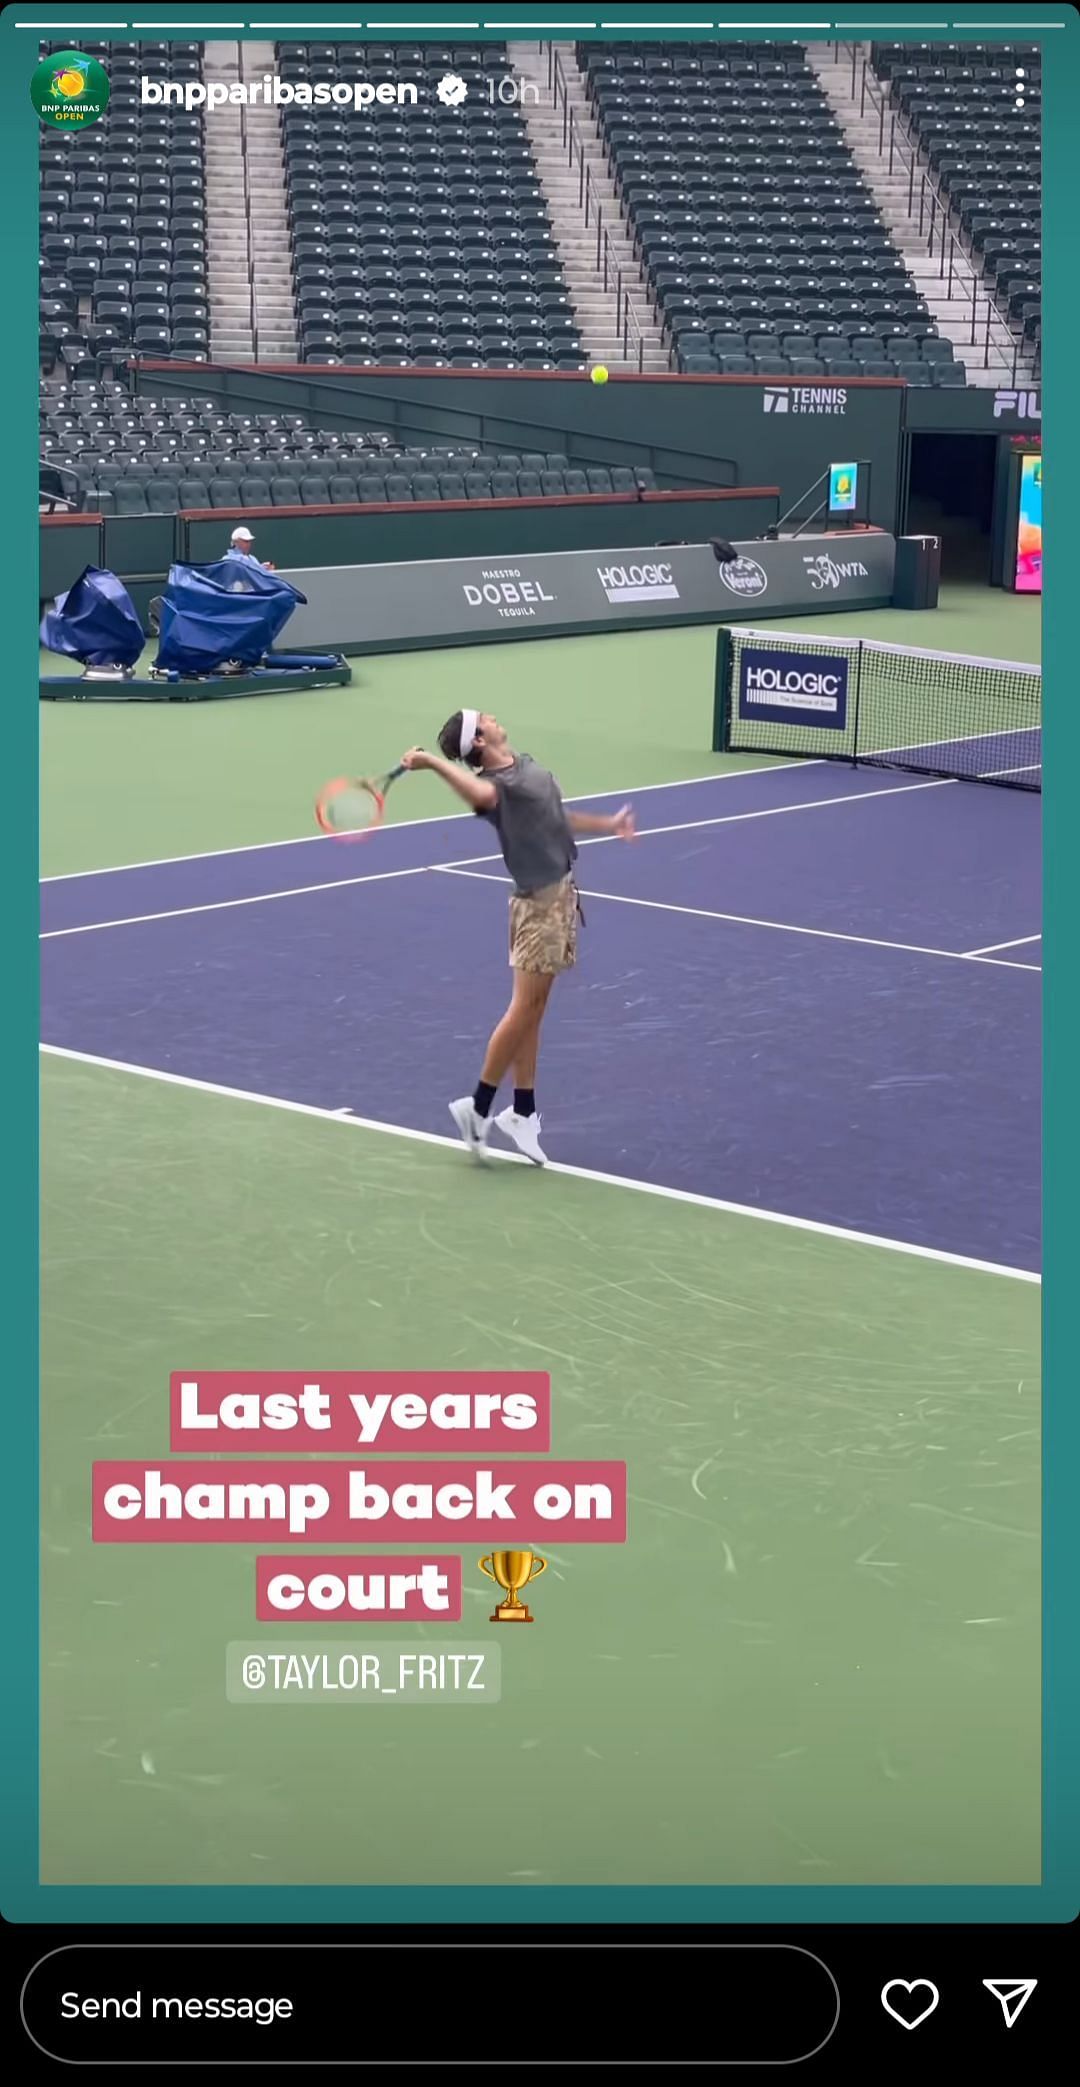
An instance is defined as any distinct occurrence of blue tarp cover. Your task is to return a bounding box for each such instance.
[155,560,307,675]
[40,566,145,668]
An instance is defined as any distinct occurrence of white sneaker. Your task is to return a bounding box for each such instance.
[494,1107,548,1166]
[449,1096,490,1159]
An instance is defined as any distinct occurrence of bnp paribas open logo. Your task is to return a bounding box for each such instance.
[31,50,110,129]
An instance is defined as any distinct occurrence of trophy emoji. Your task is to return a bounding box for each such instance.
[478,1549,547,1623]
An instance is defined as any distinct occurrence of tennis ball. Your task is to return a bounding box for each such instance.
[591,365,609,386]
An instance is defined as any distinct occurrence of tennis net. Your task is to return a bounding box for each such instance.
[715,628,1041,790]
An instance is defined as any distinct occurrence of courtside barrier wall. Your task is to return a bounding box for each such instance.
[269,533,898,656]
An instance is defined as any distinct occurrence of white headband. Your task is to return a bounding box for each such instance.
[459,708,479,760]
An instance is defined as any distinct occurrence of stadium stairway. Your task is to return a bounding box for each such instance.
[205,41,296,363]
[204,43,252,360]
[242,41,298,360]
[810,43,1037,387]
[508,42,668,372]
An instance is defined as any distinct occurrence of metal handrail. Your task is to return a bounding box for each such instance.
[550,45,656,374]
[236,42,258,358]
[582,162,648,373]
[832,39,1034,381]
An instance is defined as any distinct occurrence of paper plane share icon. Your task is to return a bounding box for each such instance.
[982,1979,1037,2028]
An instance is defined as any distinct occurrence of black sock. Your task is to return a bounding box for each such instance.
[473,1081,497,1119]
[514,1088,536,1119]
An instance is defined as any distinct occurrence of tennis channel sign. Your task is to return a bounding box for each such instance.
[736,645,849,731]
[273,535,896,655]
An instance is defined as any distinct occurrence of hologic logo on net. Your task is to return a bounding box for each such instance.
[746,666,844,703]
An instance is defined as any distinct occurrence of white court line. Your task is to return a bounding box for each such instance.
[979,764,1042,780]
[963,934,1042,958]
[438,868,1043,974]
[39,763,810,884]
[39,776,958,941]
[40,865,433,942]
[40,1044,1040,1287]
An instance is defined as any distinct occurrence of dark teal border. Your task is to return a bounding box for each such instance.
[8,2,1074,1925]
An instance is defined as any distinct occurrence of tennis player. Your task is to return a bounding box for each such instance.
[402,711,634,1165]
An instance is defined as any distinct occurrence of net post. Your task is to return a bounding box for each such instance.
[852,641,864,772]
[712,629,733,752]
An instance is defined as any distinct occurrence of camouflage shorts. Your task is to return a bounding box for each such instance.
[509,875,580,975]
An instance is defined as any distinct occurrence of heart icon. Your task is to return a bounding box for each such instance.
[881,1980,940,2030]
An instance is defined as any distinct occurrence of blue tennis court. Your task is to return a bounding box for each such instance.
[42,758,1041,1273]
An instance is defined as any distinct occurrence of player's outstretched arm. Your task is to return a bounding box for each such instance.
[400,747,497,812]
[567,804,636,839]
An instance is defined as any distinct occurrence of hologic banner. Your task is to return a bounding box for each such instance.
[272,534,896,656]
[737,644,849,731]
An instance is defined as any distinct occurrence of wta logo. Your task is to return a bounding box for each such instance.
[802,553,869,592]
[31,49,110,128]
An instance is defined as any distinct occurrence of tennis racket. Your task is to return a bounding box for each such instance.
[314,762,408,840]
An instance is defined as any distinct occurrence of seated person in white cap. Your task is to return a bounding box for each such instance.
[225,526,274,570]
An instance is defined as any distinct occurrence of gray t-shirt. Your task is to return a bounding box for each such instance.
[477,754,577,895]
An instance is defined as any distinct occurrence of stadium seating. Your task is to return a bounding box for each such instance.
[870,42,1040,367]
[40,36,1035,393]
[276,42,583,368]
[578,41,964,385]
[40,378,650,512]
[38,41,208,375]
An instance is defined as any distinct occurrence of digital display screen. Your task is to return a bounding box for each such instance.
[828,462,858,513]
[1016,452,1042,593]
